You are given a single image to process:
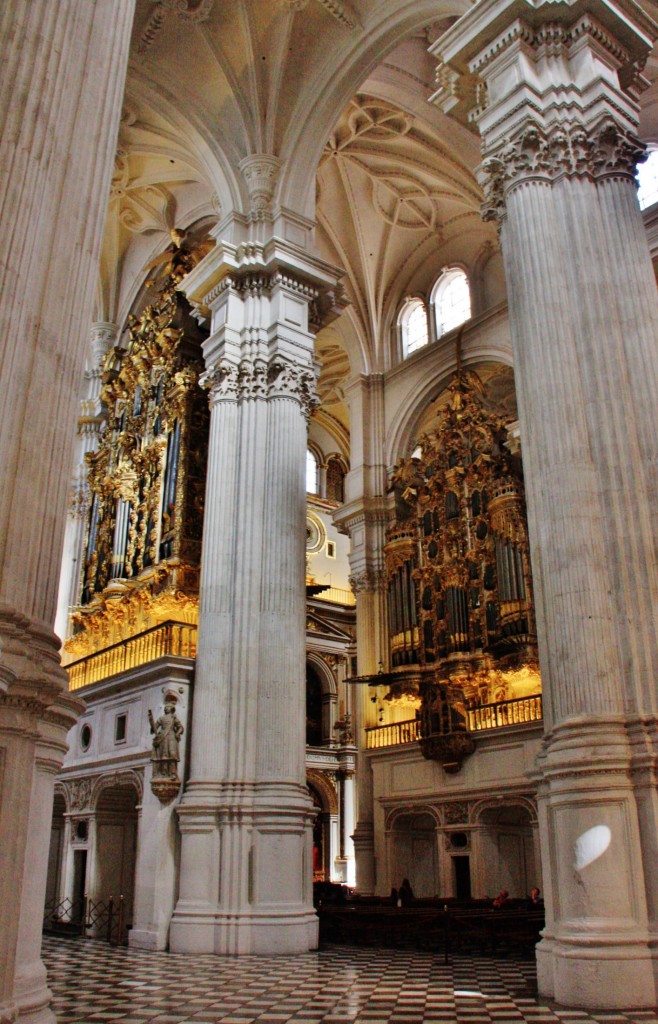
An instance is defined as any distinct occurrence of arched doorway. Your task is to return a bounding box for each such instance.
[93,782,139,937]
[44,792,66,924]
[474,802,538,899]
[389,811,438,898]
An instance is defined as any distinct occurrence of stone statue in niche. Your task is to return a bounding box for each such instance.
[148,699,184,801]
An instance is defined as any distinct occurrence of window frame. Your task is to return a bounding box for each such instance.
[430,267,472,340]
[398,296,430,359]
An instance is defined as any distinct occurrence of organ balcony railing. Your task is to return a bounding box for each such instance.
[364,718,422,749]
[65,620,198,691]
[364,694,543,749]
[467,694,542,730]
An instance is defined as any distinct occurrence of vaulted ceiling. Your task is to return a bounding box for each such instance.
[96,0,658,445]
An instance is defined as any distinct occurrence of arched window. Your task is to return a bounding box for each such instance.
[306,449,319,494]
[432,268,471,338]
[637,148,658,210]
[326,456,346,503]
[399,297,429,357]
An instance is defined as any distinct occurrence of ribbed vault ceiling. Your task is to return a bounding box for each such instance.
[96,0,658,447]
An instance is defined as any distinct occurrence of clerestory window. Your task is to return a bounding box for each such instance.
[399,298,429,357]
[432,268,471,338]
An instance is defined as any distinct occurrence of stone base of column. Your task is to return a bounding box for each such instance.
[170,907,318,955]
[352,821,375,895]
[0,609,83,1024]
[13,962,54,1024]
[534,717,657,1009]
[536,937,656,1010]
[169,781,318,955]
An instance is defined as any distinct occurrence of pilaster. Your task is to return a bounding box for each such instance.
[333,373,390,895]
[432,0,658,1007]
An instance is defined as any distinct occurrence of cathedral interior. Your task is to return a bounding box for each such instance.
[1,0,658,1021]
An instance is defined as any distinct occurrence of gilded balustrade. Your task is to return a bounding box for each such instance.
[364,694,543,749]
[66,620,197,691]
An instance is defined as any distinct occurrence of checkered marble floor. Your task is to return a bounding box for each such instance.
[43,936,658,1024]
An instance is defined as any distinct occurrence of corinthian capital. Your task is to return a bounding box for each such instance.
[430,0,657,216]
[478,118,646,222]
[267,359,319,420]
[349,568,388,595]
[199,360,239,404]
[238,358,268,400]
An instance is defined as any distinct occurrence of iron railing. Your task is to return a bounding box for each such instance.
[65,620,197,691]
[43,894,129,945]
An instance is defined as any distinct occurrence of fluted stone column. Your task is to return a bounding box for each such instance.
[432,0,658,1008]
[334,374,390,894]
[55,322,119,642]
[169,223,345,954]
[0,3,134,1022]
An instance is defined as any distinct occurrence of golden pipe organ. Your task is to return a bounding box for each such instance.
[385,369,540,767]
[65,241,210,659]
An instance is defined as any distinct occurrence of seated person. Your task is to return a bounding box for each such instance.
[492,889,509,908]
[398,878,414,905]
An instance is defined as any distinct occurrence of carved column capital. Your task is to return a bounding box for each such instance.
[430,0,657,220]
[267,358,319,420]
[199,360,240,404]
[201,355,317,418]
[478,117,646,223]
[349,568,388,595]
[239,154,283,218]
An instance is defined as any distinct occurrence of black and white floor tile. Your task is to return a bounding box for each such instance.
[42,936,658,1024]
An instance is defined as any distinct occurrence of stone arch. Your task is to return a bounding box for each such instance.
[386,349,515,469]
[90,769,143,811]
[306,655,337,747]
[53,782,69,813]
[385,803,441,832]
[471,795,538,827]
[306,652,337,696]
[306,768,338,816]
[471,796,539,900]
[279,0,473,219]
[386,806,439,898]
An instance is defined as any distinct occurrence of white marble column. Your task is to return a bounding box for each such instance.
[0,3,134,1021]
[340,769,356,887]
[348,567,388,894]
[334,374,390,894]
[432,0,658,1008]
[169,216,345,954]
